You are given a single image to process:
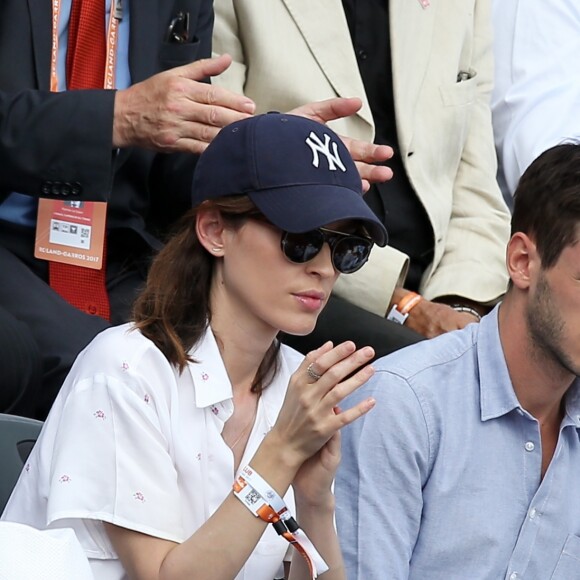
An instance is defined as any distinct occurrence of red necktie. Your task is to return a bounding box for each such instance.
[49,0,111,320]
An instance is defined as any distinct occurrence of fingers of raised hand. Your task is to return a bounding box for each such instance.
[174,82,253,123]
[179,54,234,81]
[287,96,362,124]
[139,75,254,152]
[302,341,354,384]
[323,363,375,411]
[344,139,393,164]
[153,120,218,154]
[185,82,255,115]
[309,342,374,388]
[150,105,252,155]
[355,161,394,186]
[306,362,323,382]
[331,394,376,428]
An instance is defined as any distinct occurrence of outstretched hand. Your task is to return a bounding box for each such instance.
[289,97,394,191]
[114,58,393,191]
[113,54,256,154]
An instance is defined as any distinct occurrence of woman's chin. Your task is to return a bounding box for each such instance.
[280,320,318,337]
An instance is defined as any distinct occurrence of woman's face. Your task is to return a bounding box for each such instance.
[214,218,346,338]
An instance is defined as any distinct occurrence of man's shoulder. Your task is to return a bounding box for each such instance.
[351,324,484,444]
[373,323,480,388]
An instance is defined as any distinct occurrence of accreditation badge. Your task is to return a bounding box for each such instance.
[34,199,107,270]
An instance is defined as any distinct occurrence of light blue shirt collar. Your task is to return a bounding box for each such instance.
[477,305,521,421]
[478,304,580,428]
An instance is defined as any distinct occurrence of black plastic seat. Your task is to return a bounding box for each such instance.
[0,413,43,513]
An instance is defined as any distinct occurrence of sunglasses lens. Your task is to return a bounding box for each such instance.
[332,238,372,273]
[282,231,324,263]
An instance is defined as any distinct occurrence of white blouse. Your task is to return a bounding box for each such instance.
[2,324,303,580]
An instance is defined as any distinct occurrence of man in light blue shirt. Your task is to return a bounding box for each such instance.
[336,143,580,579]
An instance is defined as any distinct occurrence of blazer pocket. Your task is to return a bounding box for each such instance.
[439,71,477,108]
[550,534,580,579]
[434,70,478,173]
[159,38,201,70]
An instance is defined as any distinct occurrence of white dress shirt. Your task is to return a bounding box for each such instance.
[492,0,580,197]
[2,324,303,580]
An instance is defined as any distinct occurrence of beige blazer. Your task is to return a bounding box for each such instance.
[213,0,510,316]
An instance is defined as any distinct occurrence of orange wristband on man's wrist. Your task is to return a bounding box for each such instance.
[387,291,423,324]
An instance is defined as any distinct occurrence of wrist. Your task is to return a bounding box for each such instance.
[233,464,330,576]
[387,290,422,325]
[254,431,303,484]
[295,490,335,514]
[112,89,132,149]
[435,296,487,316]
[450,304,482,321]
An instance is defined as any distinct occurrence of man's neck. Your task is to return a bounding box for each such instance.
[498,298,575,477]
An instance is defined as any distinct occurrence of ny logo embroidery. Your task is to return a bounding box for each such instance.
[305,132,347,172]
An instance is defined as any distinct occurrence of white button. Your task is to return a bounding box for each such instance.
[529,508,537,519]
[525,441,535,452]
[510,573,519,580]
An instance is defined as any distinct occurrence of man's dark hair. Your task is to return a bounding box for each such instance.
[511,142,580,268]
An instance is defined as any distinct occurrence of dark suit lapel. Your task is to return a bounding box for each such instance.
[27,0,52,89]
[128,0,159,82]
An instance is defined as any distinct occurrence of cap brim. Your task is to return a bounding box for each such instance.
[248,184,388,246]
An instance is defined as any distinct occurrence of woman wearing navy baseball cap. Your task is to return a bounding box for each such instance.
[3,114,387,580]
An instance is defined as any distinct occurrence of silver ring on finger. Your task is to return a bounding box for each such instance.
[307,362,323,382]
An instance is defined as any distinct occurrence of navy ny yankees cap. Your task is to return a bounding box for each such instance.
[191,112,387,246]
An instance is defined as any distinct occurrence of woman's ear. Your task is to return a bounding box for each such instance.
[196,208,226,257]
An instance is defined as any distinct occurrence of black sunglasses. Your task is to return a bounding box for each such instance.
[281,228,374,274]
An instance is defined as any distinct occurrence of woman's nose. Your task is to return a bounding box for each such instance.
[306,243,336,277]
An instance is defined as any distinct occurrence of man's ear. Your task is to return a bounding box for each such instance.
[196,207,226,257]
[507,232,538,290]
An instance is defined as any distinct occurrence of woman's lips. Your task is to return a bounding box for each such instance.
[293,291,325,311]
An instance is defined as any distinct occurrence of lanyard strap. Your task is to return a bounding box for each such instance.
[234,465,329,579]
[50,0,121,92]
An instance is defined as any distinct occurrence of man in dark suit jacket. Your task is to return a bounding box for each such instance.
[0,0,256,418]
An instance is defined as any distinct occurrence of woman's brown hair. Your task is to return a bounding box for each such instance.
[133,195,280,394]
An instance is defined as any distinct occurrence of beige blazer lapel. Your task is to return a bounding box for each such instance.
[390,0,437,152]
[281,0,374,131]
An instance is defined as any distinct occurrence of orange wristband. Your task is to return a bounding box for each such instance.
[387,291,423,324]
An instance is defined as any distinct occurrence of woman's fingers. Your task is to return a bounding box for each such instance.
[303,342,377,427]
[303,342,374,389]
[332,395,376,428]
[276,341,376,462]
[323,364,375,410]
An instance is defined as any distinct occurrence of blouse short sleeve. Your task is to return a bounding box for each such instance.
[40,326,187,556]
